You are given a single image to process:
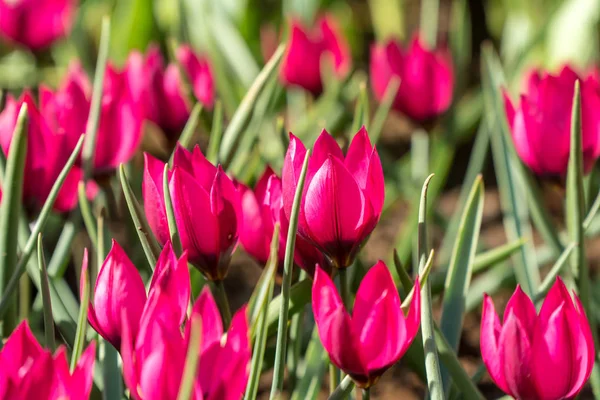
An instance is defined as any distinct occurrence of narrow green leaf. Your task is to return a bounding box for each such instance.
[78,181,98,247]
[351,82,369,133]
[177,315,202,400]
[82,17,111,180]
[119,164,161,271]
[47,214,78,278]
[533,242,576,303]
[420,0,439,48]
[265,279,311,337]
[176,103,203,155]
[566,80,600,398]
[269,150,310,399]
[37,233,55,351]
[401,249,434,313]
[328,376,355,400]
[71,256,90,371]
[290,327,328,400]
[163,164,182,254]
[584,188,600,230]
[417,173,444,400]
[393,249,412,299]
[212,280,232,330]
[370,77,400,143]
[219,43,285,168]
[439,176,484,393]
[101,339,123,400]
[207,100,223,164]
[0,103,28,334]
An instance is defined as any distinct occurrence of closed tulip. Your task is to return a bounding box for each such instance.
[0,92,81,212]
[481,277,594,400]
[280,15,351,94]
[0,0,76,50]
[0,321,95,400]
[83,240,190,349]
[176,45,215,109]
[312,261,420,388]
[504,65,600,175]
[370,35,454,122]
[282,127,384,269]
[143,145,240,281]
[122,287,251,400]
[125,45,191,138]
[239,166,327,276]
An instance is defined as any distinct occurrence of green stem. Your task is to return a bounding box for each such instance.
[329,363,340,395]
[362,388,370,400]
[419,0,439,48]
[338,267,352,311]
[212,280,232,329]
[328,375,355,400]
[18,274,29,321]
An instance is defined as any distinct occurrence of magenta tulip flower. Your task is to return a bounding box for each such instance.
[83,240,190,349]
[0,0,76,50]
[239,166,327,276]
[125,45,191,138]
[0,321,95,400]
[312,261,420,388]
[481,277,594,400]
[0,92,82,212]
[40,61,144,173]
[280,15,351,94]
[504,65,600,176]
[176,45,215,109]
[143,145,240,281]
[122,287,251,400]
[370,35,454,122]
[282,127,384,269]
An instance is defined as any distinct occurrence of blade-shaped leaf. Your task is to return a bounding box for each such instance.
[38,233,55,351]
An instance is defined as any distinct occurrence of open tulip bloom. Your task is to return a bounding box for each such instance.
[481,277,595,400]
[282,127,384,269]
[312,261,420,388]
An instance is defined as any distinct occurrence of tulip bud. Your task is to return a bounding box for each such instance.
[125,45,191,138]
[176,45,215,109]
[280,15,351,95]
[239,167,327,276]
[0,0,76,50]
[480,277,594,400]
[504,65,600,176]
[143,146,241,281]
[282,127,384,269]
[370,35,454,122]
[312,261,420,388]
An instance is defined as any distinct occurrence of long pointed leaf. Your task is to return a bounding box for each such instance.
[37,233,55,351]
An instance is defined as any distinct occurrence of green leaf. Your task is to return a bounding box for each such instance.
[533,242,576,303]
[269,150,310,399]
[78,181,98,248]
[37,233,55,351]
[177,315,202,400]
[71,254,90,371]
[265,279,311,337]
[481,43,540,296]
[290,327,328,400]
[119,164,161,271]
[47,215,78,278]
[110,0,159,64]
[328,376,355,400]
[370,77,400,143]
[82,17,111,180]
[351,82,369,133]
[219,43,285,168]
[207,100,224,164]
[163,164,182,254]
[439,176,484,393]
[0,103,28,335]
[101,339,123,400]
[176,103,203,155]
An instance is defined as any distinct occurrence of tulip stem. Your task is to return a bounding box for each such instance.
[329,363,340,395]
[362,388,370,400]
[212,280,232,329]
[338,267,352,312]
[328,375,355,400]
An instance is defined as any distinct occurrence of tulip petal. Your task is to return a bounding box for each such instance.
[563,299,594,398]
[143,153,170,245]
[311,129,344,171]
[211,166,240,255]
[480,295,510,395]
[188,286,224,352]
[282,133,310,235]
[503,285,537,338]
[538,277,572,323]
[121,312,142,400]
[0,321,43,379]
[499,311,536,400]
[191,146,218,192]
[401,279,421,354]
[319,16,351,76]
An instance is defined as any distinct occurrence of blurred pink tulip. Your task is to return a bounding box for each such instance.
[239,166,327,276]
[282,127,384,269]
[0,92,82,212]
[0,0,76,50]
[0,321,95,400]
[481,277,594,400]
[83,240,190,349]
[176,45,215,109]
[504,65,600,175]
[122,287,251,400]
[370,35,454,121]
[125,45,191,138]
[41,61,144,173]
[312,262,420,388]
[143,145,240,281]
[280,15,351,94]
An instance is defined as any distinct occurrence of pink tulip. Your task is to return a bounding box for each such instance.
[312,262,420,388]
[125,45,191,138]
[122,287,251,400]
[504,65,600,175]
[83,240,190,349]
[0,321,95,400]
[143,145,240,281]
[0,0,76,50]
[40,61,144,173]
[282,127,384,269]
[176,45,215,109]
[370,35,454,122]
[239,166,327,276]
[481,277,594,400]
[0,92,82,212]
[280,15,351,94]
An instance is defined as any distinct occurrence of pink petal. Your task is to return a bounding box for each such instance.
[480,295,509,394]
[503,285,537,338]
[281,133,310,236]
[188,286,224,352]
[280,19,324,94]
[401,279,421,354]
[190,145,218,192]
[311,129,344,171]
[319,15,351,77]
